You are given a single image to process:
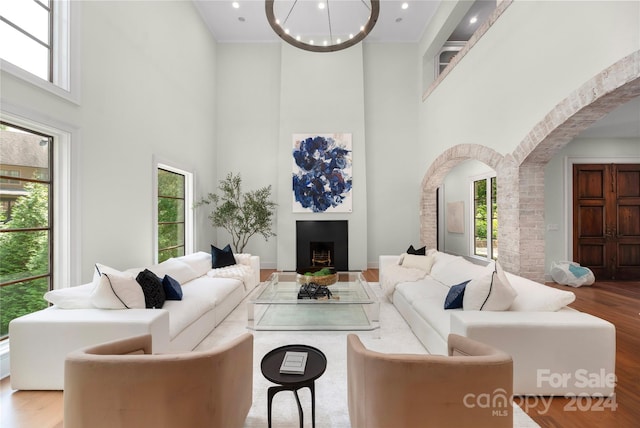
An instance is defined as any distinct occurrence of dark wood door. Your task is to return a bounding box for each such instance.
[573,164,640,280]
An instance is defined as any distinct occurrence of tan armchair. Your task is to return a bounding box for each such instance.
[64,332,253,428]
[347,333,513,428]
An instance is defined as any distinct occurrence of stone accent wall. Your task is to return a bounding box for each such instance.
[420,51,640,282]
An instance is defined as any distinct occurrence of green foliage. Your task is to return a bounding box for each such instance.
[196,173,277,253]
[157,169,186,262]
[0,182,50,337]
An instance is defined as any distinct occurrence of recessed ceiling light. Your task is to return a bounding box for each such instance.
[401,2,409,10]
[470,16,478,24]
[396,17,403,23]
[238,16,245,22]
[232,2,240,9]
[318,2,325,10]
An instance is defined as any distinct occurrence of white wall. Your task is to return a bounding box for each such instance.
[419,1,640,167]
[544,137,640,277]
[363,43,422,262]
[213,42,422,269]
[1,1,219,282]
[213,44,281,267]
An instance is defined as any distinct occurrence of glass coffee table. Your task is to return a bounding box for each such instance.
[248,272,379,336]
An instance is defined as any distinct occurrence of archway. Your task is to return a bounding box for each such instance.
[419,144,504,250]
[420,51,640,281]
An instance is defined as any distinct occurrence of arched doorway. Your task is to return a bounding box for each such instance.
[420,51,640,281]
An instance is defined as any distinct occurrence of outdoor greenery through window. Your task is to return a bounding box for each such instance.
[0,0,53,82]
[157,168,186,263]
[0,122,53,339]
[473,176,497,260]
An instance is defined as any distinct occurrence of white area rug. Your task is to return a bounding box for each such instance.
[196,282,540,427]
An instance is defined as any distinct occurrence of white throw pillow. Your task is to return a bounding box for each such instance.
[463,262,517,311]
[43,283,96,309]
[91,269,145,309]
[508,272,576,311]
[400,254,435,273]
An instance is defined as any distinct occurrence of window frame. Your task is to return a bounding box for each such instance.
[0,0,80,104]
[153,159,194,263]
[469,172,497,261]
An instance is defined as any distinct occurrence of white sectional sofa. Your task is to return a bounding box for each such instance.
[9,251,260,390]
[380,251,616,396]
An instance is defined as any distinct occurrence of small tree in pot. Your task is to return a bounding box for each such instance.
[196,173,277,253]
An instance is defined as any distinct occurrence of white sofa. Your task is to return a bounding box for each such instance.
[380,251,616,396]
[9,251,260,390]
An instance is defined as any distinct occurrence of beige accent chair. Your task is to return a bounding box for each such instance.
[64,332,253,428]
[347,333,513,428]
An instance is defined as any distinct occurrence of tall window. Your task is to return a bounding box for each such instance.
[0,0,53,82]
[0,0,75,98]
[0,123,53,339]
[473,175,497,260]
[157,166,192,263]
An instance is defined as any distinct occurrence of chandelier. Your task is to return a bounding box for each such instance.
[265,0,380,53]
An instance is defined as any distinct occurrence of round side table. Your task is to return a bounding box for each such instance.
[261,344,327,428]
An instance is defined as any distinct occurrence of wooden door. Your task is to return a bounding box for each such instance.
[573,164,640,280]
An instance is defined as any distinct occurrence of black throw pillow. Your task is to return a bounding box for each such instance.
[407,245,426,256]
[211,244,236,268]
[136,269,166,309]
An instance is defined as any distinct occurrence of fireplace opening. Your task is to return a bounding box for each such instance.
[296,220,348,271]
[310,241,334,267]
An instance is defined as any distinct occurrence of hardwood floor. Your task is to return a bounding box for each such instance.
[1,270,637,428]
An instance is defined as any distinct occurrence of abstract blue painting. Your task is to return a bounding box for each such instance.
[292,133,353,213]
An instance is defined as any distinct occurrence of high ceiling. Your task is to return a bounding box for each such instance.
[193,0,441,44]
[193,0,639,139]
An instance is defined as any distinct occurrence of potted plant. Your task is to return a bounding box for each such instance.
[196,173,277,253]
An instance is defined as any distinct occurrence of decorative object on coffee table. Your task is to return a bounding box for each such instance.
[296,267,338,287]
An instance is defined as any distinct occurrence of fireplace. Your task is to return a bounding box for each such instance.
[296,220,348,271]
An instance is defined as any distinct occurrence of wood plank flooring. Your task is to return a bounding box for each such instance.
[1,270,637,428]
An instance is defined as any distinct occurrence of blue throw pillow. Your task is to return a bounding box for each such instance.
[444,280,471,310]
[211,244,236,268]
[163,275,183,300]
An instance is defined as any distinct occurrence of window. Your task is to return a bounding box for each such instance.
[0,0,52,81]
[156,164,193,263]
[0,0,77,100]
[472,175,497,260]
[0,122,53,339]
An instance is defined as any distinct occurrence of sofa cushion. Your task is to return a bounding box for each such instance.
[176,252,212,277]
[91,269,145,309]
[395,279,449,303]
[211,244,236,268]
[444,280,470,310]
[507,272,576,311]
[163,276,242,339]
[412,296,457,340]
[44,283,95,309]
[463,262,517,311]
[162,275,183,300]
[429,256,484,286]
[145,259,199,284]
